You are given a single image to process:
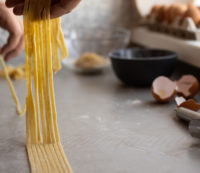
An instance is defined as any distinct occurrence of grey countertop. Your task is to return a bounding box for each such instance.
[0,56,200,173]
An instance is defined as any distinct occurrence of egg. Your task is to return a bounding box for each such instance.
[150,5,162,15]
[156,5,170,23]
[167,3,187,24]
[147,5,162,19]
[181,3,200,26]
[151,76,176,103]
[176,75,199,98]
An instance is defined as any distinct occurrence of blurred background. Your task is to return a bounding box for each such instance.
[61,0,135,29]
[61,0,135,59]
[0,0,136,63]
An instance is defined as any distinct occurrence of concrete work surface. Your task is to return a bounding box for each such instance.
[0,57,200,173]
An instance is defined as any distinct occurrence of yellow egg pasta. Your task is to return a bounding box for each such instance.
[1,0,73,172]
[23,0,72,172]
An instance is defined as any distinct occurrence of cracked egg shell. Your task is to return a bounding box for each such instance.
[175,96,200,112]
[152,76,176,103]
[176,75,199,98]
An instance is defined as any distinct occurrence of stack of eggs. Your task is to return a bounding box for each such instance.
[145,3,200,40]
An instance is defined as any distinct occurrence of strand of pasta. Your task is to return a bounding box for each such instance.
[0,56,26,116]
[38,19,47,143]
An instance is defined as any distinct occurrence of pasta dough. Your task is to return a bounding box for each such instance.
[0,64,26,80]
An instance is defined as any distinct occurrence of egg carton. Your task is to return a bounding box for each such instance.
[142,14,200,40]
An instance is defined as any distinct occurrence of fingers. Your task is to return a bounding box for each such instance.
[50,0,81,19]
[0,16,24,61]
[0,32,21,56]
[5,0,24,8]
[6,0,81,18]
[5,17,24,61]
[4,36,24,61]
[13,5,24,15]
[50,4,71,19]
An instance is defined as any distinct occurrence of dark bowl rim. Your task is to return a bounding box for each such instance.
[109,48,177,61]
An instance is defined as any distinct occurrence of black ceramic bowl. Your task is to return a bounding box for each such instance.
[109,48,177,86]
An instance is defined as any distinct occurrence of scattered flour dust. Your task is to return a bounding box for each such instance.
[127,99,143,105]
[79,115,90,119]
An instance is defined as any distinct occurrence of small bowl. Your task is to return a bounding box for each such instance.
[109,48,177,86]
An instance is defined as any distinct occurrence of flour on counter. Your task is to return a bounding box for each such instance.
[127,99,143,106]
[79,115,90,119]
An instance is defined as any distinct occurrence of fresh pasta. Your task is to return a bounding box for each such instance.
[1,0,73,172]
[24,0,72,172]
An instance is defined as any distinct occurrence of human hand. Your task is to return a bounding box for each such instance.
[5,0,82,19]
[0,2,24,61]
